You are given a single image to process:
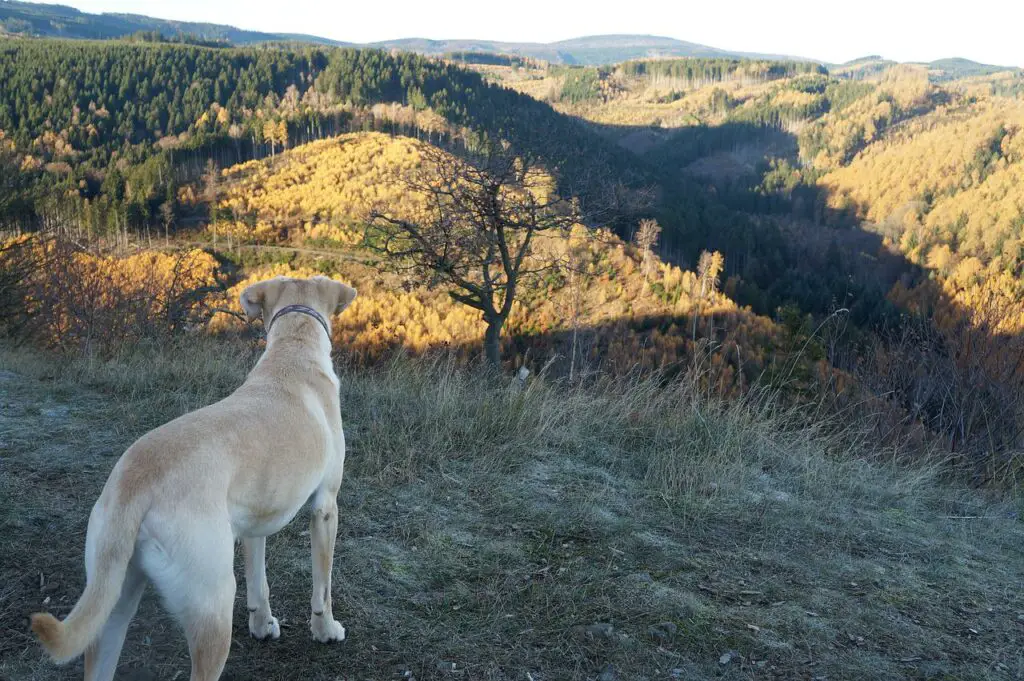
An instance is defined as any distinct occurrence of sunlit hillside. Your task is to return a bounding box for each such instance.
[468,56,1024,473]
[207,132,790,386]
[1,38,1022,471]
[820,98,1024,272]
[475,58,827,129]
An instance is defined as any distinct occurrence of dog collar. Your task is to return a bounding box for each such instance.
[266,304,331,341]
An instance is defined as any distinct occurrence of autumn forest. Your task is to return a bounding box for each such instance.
[1,31,1023,485]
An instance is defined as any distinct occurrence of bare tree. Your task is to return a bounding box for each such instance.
[693,250,724,343]
[634,217,661,282]
[366,142,582,367]
[159,200,176,246]
[201,159,221,249]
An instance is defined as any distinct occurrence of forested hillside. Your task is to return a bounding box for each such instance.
[2,37,1024,482]
[475,54,1024,475]
[2,23,1024,681]
[0,39,646,234]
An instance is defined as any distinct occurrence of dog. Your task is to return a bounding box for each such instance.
[31,275,357,681]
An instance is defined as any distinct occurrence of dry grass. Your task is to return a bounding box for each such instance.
[0,339,1022,681]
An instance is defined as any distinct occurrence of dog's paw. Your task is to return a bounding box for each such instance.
[310,614,346,643]
[249,613,281,641]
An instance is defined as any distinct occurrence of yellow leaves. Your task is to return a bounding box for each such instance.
[217,133,433,243]
[926,244,954,276]
[10,239,220,353]
[186,133,788,389]
[951,256,984,286]
[820,98,1024,256]
[31,129,77,159]
[772,89,820,110]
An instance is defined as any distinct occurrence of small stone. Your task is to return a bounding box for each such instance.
[648,621,678,642]
[597,664,617,681]
[719,650,738,665]
[574,622,614,640]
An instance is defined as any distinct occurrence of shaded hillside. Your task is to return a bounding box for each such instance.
[481,54,1024,475]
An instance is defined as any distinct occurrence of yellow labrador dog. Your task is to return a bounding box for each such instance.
[31,275,356,681]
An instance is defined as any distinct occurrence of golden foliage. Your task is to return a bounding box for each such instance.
[216,133,429,244]
[820,98,1024,273]
[804,66,935,169]
[204,133,812,392]
[9,238,219,354]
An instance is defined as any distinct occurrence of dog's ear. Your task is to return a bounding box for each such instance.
[240,279,273,322]
[314,276,357,315]
[335,282,357,314]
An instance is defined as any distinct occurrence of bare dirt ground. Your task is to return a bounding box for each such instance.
[0,344,1022,680]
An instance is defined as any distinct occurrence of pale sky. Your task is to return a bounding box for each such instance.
[31,0,1024,67]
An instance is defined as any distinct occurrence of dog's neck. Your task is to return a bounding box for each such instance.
[267,305,331,340]
[261,308,333,362]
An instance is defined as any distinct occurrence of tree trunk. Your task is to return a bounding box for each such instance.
[484,317,503,368]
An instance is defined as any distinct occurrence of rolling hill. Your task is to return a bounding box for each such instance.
[924,57,1019,80]
[371,34,813,65]
[0,1,808,62]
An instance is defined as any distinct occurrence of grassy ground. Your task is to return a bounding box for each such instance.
[0,338,1021,681]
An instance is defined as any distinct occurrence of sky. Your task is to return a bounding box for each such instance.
[30,0,1024,66]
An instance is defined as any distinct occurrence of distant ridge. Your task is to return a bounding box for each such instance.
[2,0,1019,73]
[924,57,1018,80]
[369,34,815,65]
[0,0,350,46]
[0,1,810,63]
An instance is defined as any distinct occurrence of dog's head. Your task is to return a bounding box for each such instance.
[239,276,357,329]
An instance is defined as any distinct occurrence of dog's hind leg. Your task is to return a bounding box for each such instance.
[146,520,236,681]
[309,488,345,643]
[243,536,280,640]
[82,560,146,681]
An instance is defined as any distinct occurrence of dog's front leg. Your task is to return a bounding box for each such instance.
[309,495,346,643]
[243,536,281,640]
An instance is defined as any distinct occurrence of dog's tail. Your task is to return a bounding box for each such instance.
[30,477,148,664]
